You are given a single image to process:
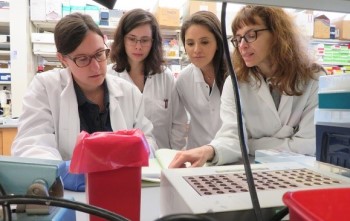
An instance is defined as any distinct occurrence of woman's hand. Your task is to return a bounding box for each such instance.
[168,145,215,168]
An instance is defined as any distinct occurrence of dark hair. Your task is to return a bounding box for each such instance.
[231,5,324,96]
[110,8,164,75]
[181,11,227,94]
[54,13,104,55]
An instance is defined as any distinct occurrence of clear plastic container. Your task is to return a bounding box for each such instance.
[319,74,350,93]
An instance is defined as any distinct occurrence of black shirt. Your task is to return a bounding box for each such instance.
[74,80,112,133]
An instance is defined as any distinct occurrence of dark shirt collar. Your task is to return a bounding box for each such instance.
[73,79,109,108]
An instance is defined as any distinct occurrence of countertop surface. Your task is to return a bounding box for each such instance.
[0,117,18,128]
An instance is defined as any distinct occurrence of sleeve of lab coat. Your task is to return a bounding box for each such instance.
[11,74,62,160]
[131,85,158,156]
[170,78,188,150]
[247,75,320,156]
[209,76,242,165]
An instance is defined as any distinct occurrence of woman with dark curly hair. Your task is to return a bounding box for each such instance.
[169,5,326,168]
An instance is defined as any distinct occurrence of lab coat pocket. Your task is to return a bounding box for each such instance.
[274,125,294,138]
[151,99,171,126]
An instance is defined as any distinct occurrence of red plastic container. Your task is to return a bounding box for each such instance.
[283,188,350,221]
[70,129,150,221]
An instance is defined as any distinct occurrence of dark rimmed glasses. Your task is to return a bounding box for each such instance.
[65,48,110,68]
[124,36,153,47]
[231,28,269,48]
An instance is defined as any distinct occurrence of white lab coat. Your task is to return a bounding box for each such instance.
[107,65,188,150]
[176,63,222,149]
[210,71,323,165]
[11,68,157,161]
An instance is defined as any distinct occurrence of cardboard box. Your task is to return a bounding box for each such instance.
[30,0,46,21]
[295,10,314,37]
[155,7,180,28]
[333,18,350,40]
[313,15,330,39]
[182,0,217,20]
[45,0,62,21]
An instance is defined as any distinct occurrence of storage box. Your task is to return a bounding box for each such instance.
[33,43,57,53]
[333,18,350,40]
[283,188,350,221]
[182,0,217,20]
[319,92,350,109]
[294,10,314,37]
[318,74,350,109]
[313,15,330,39]
[0,73,11,82]
[155,7,180,28]
[0,6,9,22]
[85,5,100,24]
[31,33,54,44]
[46,0,62,21]
[30,0,46,21]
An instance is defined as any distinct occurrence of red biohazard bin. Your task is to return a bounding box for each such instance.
[283,188,350,221]
[70,129,150,221]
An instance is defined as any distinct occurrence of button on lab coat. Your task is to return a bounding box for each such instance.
[107,66,188,150]
[210,72,323,165]
[11,68,157,160]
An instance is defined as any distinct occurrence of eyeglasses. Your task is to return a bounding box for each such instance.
[124,36,153,47]
[231,28,269,48]
[65,48,110,68]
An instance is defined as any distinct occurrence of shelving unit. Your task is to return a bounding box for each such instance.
[310,38,350,74]
[32,21,185,74]
[0,16,11,88]
[8,0,350,117]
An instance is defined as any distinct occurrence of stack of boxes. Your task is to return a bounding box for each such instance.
[312,14,350,75]
[315,74,350,169]
[30,0,116,26]
[313,15,330,39]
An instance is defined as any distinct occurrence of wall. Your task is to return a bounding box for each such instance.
[9,0,36,117]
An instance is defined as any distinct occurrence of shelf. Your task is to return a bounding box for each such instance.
[0,21,9,35]
[165,56,181,60]
[32,21,116,38]
[0,81,10,85]
[321,63,350,66]
[0,51,9,56]
[311,38,350,45]
[33,51,56,57]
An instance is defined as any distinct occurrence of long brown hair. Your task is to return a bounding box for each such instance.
[109,8,164,75]
[181,11,227,94]
[231,5,324,96]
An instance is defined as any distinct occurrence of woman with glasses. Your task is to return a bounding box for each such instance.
[173,11,227,151]
[108,9,188,150]
[169,5,325,168]
[12,13,157,190]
